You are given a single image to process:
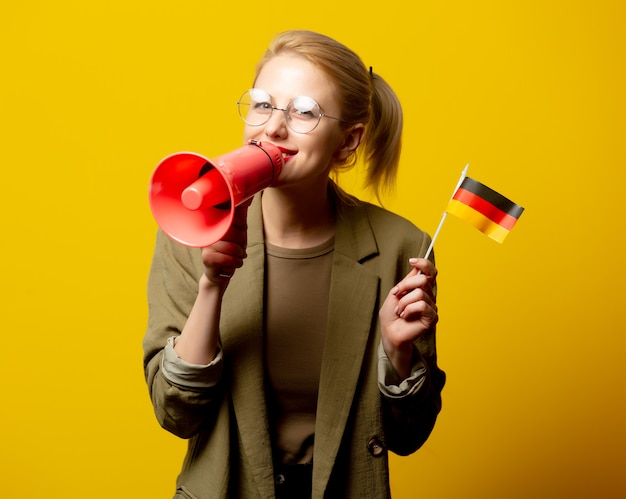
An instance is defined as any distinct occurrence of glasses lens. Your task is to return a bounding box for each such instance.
[287,96,322,133]
[237,89,272,126]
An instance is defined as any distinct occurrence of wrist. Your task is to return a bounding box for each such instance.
[199,273,228,295]
[381,337,414,380]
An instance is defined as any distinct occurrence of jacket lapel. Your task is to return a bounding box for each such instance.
[313,200,381,490]
[220,196,275,498]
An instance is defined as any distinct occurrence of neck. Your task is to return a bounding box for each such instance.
[261,182,336,249]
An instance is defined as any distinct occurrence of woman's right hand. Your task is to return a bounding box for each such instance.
[200,202,251,286]
[174,202,251,364]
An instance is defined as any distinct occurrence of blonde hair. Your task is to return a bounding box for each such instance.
[254,30,403,200]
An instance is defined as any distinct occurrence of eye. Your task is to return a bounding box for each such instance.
[252,101,273,113]
[248,89,273,114]
[290,96,320,120]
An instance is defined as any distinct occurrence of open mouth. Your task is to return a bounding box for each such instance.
[278,147,298,163]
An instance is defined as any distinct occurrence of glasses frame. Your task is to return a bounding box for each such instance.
[237,89,342,134]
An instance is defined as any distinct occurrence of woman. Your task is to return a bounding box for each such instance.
[143,29,445,499]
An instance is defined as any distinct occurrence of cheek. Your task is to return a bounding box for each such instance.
[322,131,347,159]
[242,126,255,142]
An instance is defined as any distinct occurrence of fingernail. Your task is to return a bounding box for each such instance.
[409,258,419,264]
[391,286,399,295]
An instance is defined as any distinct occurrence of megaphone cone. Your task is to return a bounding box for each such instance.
[149,140,284,247]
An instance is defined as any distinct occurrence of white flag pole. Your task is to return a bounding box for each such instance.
[422,163,469,260]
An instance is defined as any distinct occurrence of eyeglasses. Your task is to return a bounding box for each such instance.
[237,88,342,134]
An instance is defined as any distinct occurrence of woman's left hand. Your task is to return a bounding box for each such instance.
[379,258,438,378]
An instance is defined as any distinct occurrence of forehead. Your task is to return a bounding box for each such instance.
[255,55,338,109]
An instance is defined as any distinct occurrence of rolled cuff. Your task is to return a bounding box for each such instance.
[161,336,223,389]
[377,341,427,399]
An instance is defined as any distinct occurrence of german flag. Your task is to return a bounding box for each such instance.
[446,177,524,243]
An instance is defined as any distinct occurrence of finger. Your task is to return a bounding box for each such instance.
[396,289,437,319]
[203,252,245,282]
[409,257,438,279]
[209,239,247,259]
[393,273,433,301]
[393,259,437,296]
[397,286,433,309]
[201,243,247,274]
[398,298,438,321]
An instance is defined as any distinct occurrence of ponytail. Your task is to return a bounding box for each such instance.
[362,71,403,200]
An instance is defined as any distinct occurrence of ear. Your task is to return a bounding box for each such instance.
[335,123,365,162]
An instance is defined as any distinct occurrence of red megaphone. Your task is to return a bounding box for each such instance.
[149,140,284,247]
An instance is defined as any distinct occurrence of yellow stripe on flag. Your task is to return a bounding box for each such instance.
[446,199,511,243]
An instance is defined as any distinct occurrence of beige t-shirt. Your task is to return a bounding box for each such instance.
[264,237,334,465]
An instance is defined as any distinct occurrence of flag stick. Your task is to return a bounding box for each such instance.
[423,163,469,260]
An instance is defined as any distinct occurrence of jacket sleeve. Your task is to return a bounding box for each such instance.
[373,216,446,456]
[377,336,446,455]
[142,230,224,439]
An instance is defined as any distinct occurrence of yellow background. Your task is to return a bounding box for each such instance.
[2,1,624,497]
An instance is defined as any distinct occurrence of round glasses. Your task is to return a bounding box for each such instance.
[237,88,341,134]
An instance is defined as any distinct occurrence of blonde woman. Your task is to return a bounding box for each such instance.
[144,29,445,499]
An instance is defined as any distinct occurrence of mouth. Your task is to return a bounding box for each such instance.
[278,147,298,163]
[251,140,297,164]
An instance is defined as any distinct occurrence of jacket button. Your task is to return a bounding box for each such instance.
[367,437,386,457]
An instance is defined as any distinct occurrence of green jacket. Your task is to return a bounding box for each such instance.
[143,190,445,498]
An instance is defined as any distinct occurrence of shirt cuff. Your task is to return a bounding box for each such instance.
[161,336,223,389]
[377,341,428,399]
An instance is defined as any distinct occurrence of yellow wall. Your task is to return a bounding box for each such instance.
[2,1,624,497]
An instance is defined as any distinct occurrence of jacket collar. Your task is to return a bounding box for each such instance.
[246,185,379,261]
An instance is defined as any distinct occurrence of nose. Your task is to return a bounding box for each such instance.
[264,108,289,139]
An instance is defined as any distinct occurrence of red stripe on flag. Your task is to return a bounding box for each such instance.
[453,188,520,230]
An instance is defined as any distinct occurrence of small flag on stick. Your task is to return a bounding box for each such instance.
[446,176,524,243]
[422,165,524,261]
